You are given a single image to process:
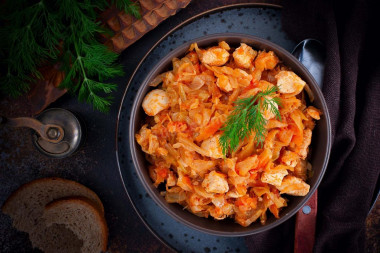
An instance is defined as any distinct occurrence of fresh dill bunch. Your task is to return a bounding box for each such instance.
[0,0,140,112]
[219,86,282,156]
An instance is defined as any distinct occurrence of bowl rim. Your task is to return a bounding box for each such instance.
[127,33,332,236]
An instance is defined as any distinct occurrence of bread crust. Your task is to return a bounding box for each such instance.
[2,177,104,216]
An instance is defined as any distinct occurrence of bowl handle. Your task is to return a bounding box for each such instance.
[294,191,318,253]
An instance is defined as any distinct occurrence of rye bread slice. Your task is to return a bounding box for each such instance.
[30,223,83,253]
[42,197,108,253]
[2,177,105,252]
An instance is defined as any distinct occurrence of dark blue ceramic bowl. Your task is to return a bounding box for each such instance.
[129,34,331,236]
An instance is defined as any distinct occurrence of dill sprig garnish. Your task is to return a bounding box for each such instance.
[219,86,281,156]
[0,0,140,112]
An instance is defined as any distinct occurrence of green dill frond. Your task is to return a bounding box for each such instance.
[113,0,141,18]
[61,2,102,44]
[60,39,122,112]
[59,54,82,91]
[0,73,31,97]
[81,43,124,81]
[219,86,281,156]
[78,79,116,112]
[38,10,64,59]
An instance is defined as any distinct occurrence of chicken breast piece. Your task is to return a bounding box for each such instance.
[202,171,229,194]
[254,51,279,71]
[199,47,230,66]
[261,168,288,187]
[235,155,259,176]
[261,96,279,120]
[297,128,312,159]
[306,106,321,120]
[200,135,224,159]
[142,89,170,116]
[276,175,310,196]
[281,150,299,167]
[233,43,257,69]
[215,73,233,92]
[275,71,306,95]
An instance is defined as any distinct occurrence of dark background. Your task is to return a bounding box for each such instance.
[0,0,378,252]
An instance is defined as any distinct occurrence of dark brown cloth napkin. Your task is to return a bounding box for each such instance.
[245,0,380,252]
